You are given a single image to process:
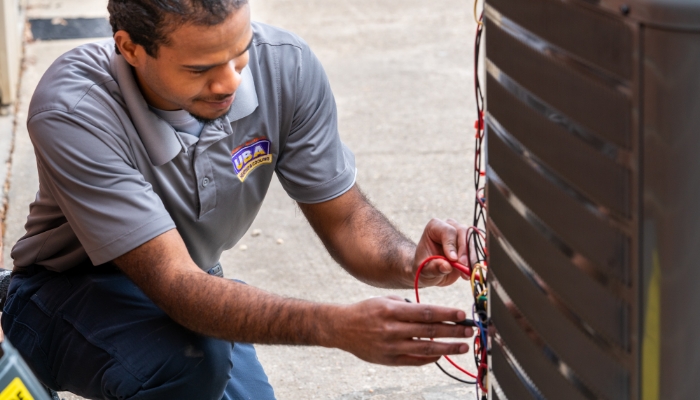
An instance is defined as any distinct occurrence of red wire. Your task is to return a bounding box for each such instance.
[478,360,488,392]
[444,354,478,380]
[474,336,488,392]
[413,256,472,301]
[413,256,478,380]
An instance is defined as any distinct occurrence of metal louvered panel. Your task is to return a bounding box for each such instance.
[485,1,700,400]
[485,0,700,400]
[485,0,638,399]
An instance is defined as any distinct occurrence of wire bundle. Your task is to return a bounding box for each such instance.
[469,8,489,399]
[413,4,489,398]
[414,254,488,399]
[470,261,488,397]
[471,5,487,271]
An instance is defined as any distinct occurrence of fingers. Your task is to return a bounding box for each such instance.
[446,218,469,266]
[414,218,473,288]
[342,297,474,367]
[425,218,469,264]
[411,322,474,340]
[389,300,467,323]
[426,218,458,260]
[381,320,473,341]
[396,338,469,357]
[382,339,469,366]
[379,296,467,323]
[382,299,474,338]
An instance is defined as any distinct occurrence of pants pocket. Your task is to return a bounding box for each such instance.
[4,319,58,389]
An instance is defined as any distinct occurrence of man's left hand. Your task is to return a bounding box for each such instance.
[414,218,471,287]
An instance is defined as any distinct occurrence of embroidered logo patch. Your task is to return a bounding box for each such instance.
[231,138,273,182]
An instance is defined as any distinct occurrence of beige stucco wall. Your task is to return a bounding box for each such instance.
[0,0,23,105]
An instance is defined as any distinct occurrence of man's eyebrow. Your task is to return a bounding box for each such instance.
[181,36,254,70]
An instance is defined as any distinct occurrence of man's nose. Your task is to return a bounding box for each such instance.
[210,61,242,95]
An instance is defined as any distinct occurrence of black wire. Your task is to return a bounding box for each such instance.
[472,15,487,400]
[471,15,487,273]
[468,230,486,262]
[435,361,476,385]
[435,8,488,395]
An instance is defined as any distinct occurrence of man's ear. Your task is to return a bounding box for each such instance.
[114,30,145,67]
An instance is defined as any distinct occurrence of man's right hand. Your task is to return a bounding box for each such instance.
[325,296,473,366]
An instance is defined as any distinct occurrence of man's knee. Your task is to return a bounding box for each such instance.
[184,336,234,392]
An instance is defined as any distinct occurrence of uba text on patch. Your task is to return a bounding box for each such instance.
[231,138,273,182]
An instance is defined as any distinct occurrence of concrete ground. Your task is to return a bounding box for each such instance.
[0,0,480,398]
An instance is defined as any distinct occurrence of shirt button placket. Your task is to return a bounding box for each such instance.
[195,152,216,218]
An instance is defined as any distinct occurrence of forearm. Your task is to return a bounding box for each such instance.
[116,230,339,346]
[333,202,416,288]
[166,271,337,344]
[300,187,417,289]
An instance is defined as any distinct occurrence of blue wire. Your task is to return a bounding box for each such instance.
[471,304,488,347]
[472,304,488,369]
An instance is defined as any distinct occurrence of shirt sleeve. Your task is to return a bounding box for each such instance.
[26,110,176,266]
[274,42,357,204]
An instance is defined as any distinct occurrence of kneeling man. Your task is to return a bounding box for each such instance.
[2,0,473,398]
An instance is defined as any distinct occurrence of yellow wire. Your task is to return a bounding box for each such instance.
[472,263,488,294]
[470,263,481,293]
[471,262,487,297]
[473,0,483,26]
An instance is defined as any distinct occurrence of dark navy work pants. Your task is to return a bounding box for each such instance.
[1,267,276,400]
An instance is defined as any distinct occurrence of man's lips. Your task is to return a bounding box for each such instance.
[201,94,235,109]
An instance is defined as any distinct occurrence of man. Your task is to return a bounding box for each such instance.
[2,0,474,398]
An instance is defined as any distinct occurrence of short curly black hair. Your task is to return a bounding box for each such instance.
[108,0,248,57]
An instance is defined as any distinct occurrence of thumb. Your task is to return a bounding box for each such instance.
[422,258,453,277]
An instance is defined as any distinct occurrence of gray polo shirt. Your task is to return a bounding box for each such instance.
[11,22,356,272]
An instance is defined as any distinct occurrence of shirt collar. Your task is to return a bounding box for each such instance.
[228,65,258,122]
[110,52,259,166]
[111,52,181,166]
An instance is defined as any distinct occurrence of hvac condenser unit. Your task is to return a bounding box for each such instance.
[485,1,700,399]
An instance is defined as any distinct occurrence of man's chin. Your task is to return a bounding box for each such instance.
[188,107,231,125]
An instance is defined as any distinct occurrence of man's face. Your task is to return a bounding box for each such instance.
[121,5,253,121]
